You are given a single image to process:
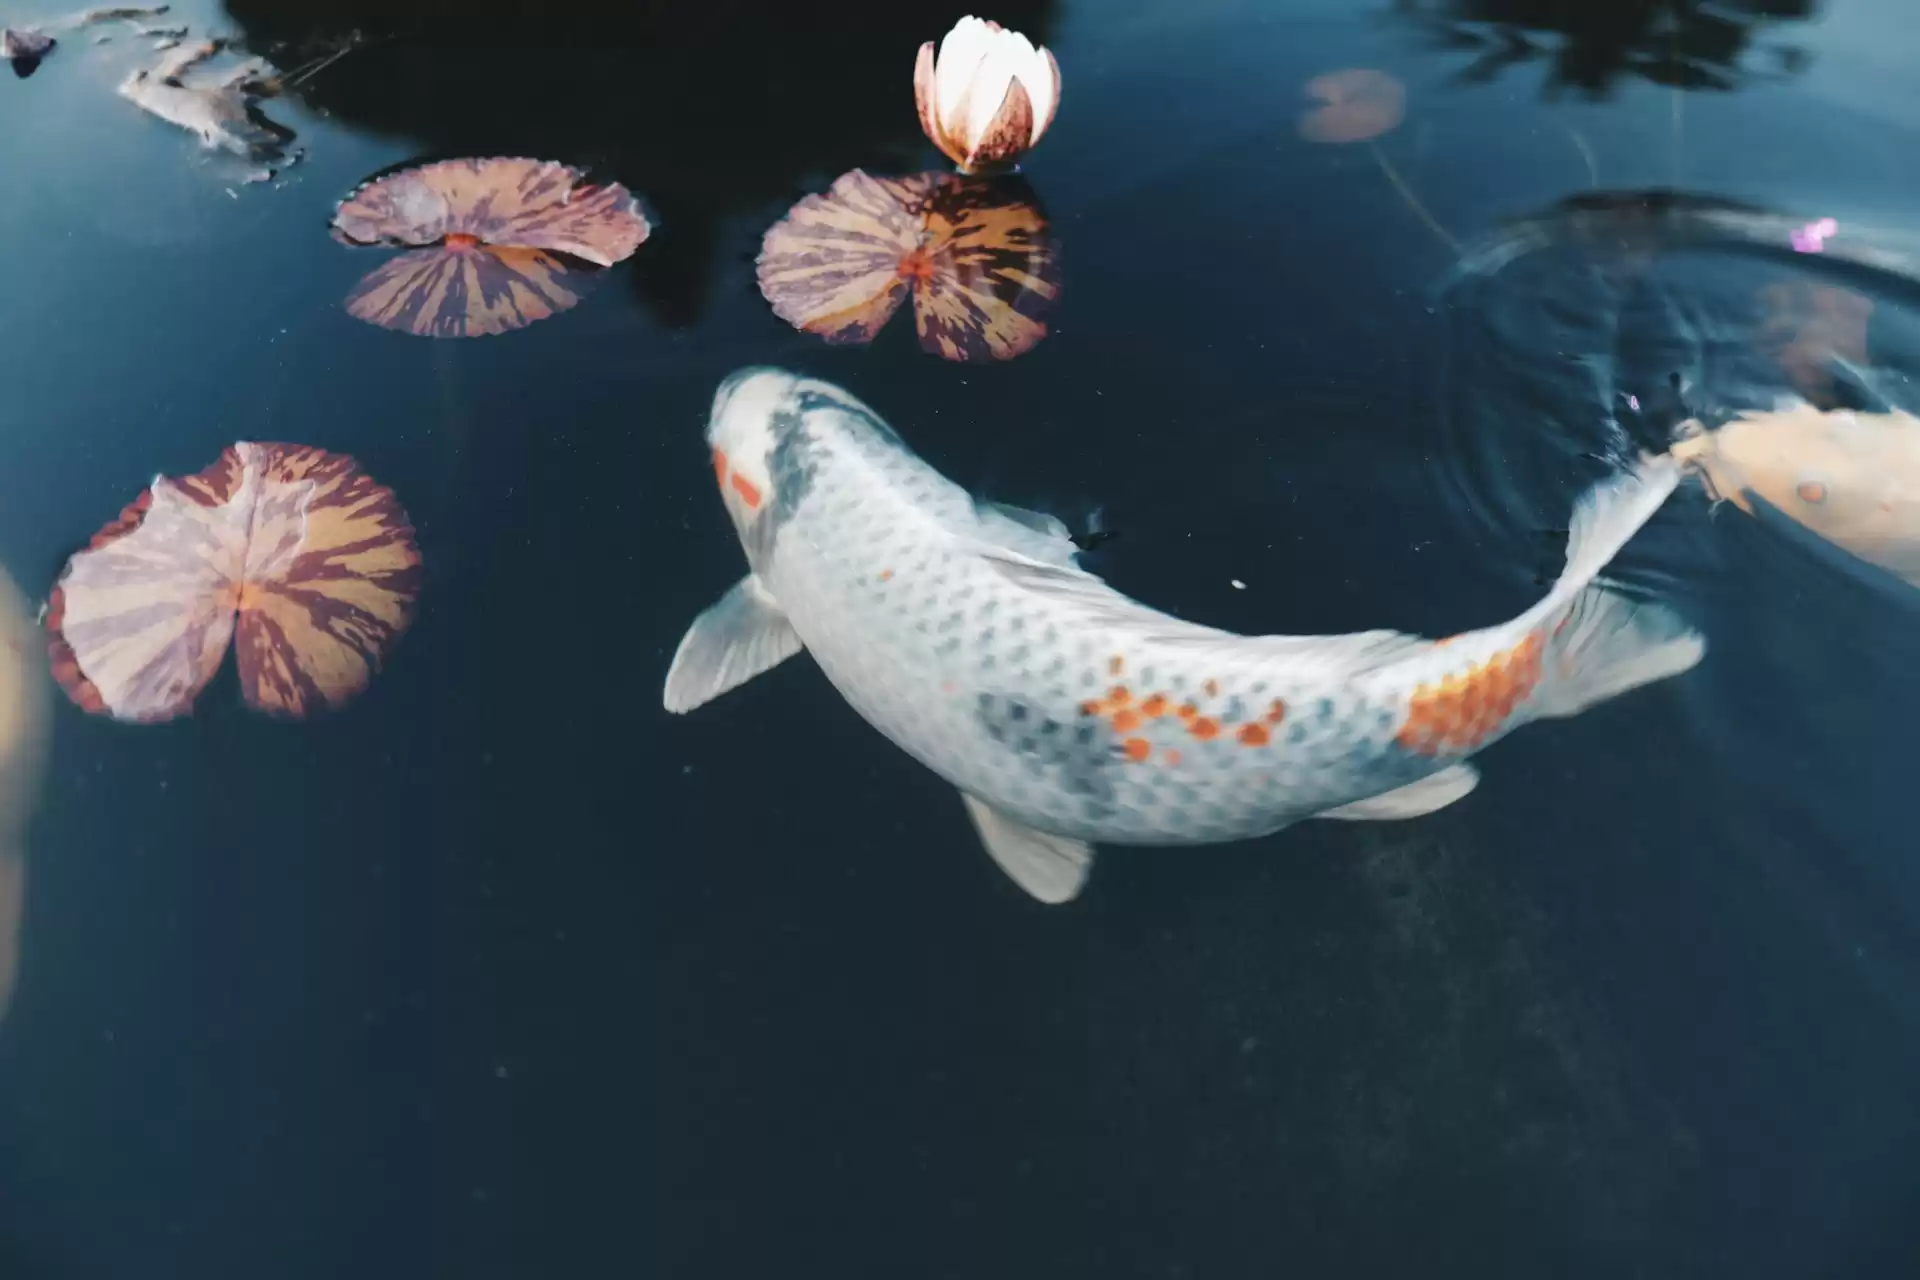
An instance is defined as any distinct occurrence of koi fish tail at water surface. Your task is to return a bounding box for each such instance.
[664,368,1705,905]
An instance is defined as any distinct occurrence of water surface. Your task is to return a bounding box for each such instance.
[1,0,1918,1275]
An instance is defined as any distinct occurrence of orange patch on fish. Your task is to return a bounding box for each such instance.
[1394,630,1545,756]
[1140,693,1170,718]
[1265,698,1287,724]
[1107,685,1132,706]
[1236,723,1270,747]
[445,232,481,250]
[730,472,763,509]
[1112,708,1142,733]
[1109,655,1125,676]
[1203,679,1220,698]
[712,449,729,486]
[1187,716,1221,741]
[878,569,894,581]
[1176,703,1198,720]
[1121,737,1151,763]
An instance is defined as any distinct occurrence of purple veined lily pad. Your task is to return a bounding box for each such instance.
[331,157,650,338]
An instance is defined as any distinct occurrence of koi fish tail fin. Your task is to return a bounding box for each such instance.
[1532,583,1704,720]
[1524,453,1706,720]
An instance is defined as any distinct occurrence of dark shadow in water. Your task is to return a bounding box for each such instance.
[220,0,1060,329]
[1387,0,1820,97]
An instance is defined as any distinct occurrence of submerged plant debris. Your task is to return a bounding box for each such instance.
[330,157,652,338]
[46,442,422,722]
[116,37,296,167]
[757,167,1062,363]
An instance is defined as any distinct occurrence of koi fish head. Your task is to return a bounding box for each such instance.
[706,366,801,531]
[1672,402,1920,548]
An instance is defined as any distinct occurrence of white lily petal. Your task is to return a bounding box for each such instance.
[1022,43,1056,142]
[934,16,995,131]
[964,35,1026,147]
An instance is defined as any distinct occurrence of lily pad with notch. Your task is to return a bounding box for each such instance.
[47,443,422,723]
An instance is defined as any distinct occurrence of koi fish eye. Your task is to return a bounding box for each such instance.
[1795,479,1829,505]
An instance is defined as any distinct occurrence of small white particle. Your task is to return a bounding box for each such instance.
[1230,579,1246,590]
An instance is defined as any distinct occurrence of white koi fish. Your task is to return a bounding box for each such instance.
[665,368,1705,904]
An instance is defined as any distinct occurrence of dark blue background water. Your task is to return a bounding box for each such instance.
[2,0,1918,1275]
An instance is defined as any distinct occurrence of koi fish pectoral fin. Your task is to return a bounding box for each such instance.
[1314,764,1479,822]
[661,574,804,714]
[959,792,1095,905]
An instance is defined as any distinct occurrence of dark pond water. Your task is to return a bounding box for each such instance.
[2,0,1919,1275]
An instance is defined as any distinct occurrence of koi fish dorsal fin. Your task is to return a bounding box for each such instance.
[974,548,1432,677]
[971,499,1081,568]
[662,574,805,713]
[960,792,1095,904]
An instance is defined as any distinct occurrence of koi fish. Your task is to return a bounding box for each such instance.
[0,563,48,1023]
[1672,399,1920,587]
[665,368,1705,904]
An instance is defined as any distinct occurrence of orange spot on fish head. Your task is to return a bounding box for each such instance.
[730,472,764,509]
[878,569,894,581]
[1108,685,1132,706]
[1202,679,1219,698]
[1176,703,1197,720]
[1140,694,1170,718]
[712,449,729,487]
[1266,698,1287,724]
[1188,716,1221,741]
[444,232,481,250]
[1112,708,1142,732]
[1122,737,1151,762]
[1237,723,1270,747]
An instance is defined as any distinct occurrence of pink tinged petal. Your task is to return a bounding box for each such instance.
[964,76,1037,170]
[963,38,1023,147]
[1031,46,1062,144]
[934,17,996,135]
[914,40,966,167]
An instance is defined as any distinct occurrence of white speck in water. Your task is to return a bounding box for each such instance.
[1230,579,1246,590]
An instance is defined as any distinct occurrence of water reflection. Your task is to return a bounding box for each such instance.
[221,0,1060,327]
[1757,279,1872,404]
[756,168,1061,362]
[1392,0,1819,96]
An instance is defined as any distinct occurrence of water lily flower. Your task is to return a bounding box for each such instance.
[914,16,1060,174]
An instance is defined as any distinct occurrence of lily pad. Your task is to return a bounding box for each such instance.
[1298,68,1407,144]
[47,442,421,722]
[757,167,1061,363]
[331,157,649,338]
[346,242,592,339]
